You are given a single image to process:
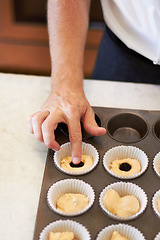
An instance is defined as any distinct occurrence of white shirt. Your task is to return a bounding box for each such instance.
[100,0,160,64]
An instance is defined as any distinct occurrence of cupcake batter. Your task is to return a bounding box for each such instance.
[49,231,74,240]
[60,155,93,173]
[110,231,129,240]
[103,189,140,218]
[56,193,89,213]
[109,158,141,177]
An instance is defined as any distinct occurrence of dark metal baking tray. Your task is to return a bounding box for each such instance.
[33,107,160,240]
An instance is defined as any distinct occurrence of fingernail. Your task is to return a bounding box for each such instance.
[72,157,81,164]
[54,146,60,151]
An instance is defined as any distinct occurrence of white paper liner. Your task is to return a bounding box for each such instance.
[96,223,146,240]
[99,181,148,221]
[47,179,95,217]
[54,142,99,175]
[153,152,160,177]
[154,232,160,240]
[152,189,160,219]
[39,219,91,240]
[103,145,148,179]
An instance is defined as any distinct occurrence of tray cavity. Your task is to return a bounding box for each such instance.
[107,113,148,143]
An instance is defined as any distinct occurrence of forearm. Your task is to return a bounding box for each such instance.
[47,0,91,91]
[27,0,106,163]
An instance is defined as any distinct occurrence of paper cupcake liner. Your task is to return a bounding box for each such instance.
[99,181,148,221]
[39,219,91,240]
[153,152,160,177]
[154,232,160,240]
[47,178,95,217]
[103,145,148,179]
[152,189,160,219]
[54,141,99,175]
[96,223,146,240]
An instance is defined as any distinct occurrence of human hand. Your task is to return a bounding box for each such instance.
[27,84,106,164]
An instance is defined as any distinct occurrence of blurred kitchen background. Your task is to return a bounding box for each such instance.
[0,0,105,78]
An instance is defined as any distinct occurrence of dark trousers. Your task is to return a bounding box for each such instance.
[92,25,160,84]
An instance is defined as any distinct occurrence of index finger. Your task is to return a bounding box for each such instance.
[67,119,82,164]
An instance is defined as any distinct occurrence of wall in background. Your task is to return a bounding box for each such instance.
[0,0,104,78]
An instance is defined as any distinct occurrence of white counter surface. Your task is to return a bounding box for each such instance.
[1,72,160,240]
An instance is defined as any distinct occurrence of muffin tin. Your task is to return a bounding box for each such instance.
[33,107,160,240]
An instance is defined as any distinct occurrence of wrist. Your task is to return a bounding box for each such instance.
[50,68,84,92]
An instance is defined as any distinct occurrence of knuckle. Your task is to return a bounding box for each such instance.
[70,106,76,114]
[32,115,41,125]
[41,124,54,148]
[45,141,53,149]
[44,140,57,150]
[41,122,49,132]
[70,131,81,142]
[35,133,43,142]
[68,106,79,117]
[88,120,97,127]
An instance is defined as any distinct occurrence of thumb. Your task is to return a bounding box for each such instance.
[82,108,106,136]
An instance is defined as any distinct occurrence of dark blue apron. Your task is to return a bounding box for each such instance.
[92,25,160,84]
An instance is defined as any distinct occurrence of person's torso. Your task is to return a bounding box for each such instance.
[100,0,160,64]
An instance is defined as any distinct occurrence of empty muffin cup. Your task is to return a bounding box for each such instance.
[152,189,160,219]
[153,152,160,177]
[99,181,148,221]
[153,120,160,141]
[47,178,95,217]
[107,113,148,143]
[39,219,91,240]
[54,142,99,175]
[96,223,146,240]
[103,145,149,179]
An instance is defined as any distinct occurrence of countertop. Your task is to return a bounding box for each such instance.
[1,72,160,240]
